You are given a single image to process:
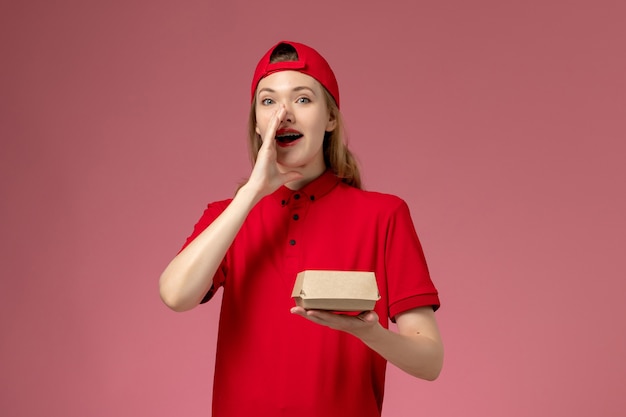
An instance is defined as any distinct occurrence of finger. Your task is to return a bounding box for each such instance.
[261,105,286,147]
[290,306,307,316]
[280,170,304,184]
[306,310,348,326]
[356,311,378,323]
[291,308,330,323]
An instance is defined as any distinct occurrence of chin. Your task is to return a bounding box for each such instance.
[277,157,306,169]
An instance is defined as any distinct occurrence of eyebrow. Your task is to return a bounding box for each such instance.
[257,86,317,95]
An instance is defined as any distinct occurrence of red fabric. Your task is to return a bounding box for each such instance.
[251,40,341,108]
[181,170,440,417]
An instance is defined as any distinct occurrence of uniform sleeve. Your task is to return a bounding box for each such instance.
[385,200,440,321]
[179,199,232,303]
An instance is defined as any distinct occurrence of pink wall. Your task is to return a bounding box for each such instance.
[2,1,625,416]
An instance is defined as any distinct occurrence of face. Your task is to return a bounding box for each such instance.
[255,70,337,178]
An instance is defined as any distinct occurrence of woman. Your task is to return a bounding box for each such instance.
[159,40,443,417]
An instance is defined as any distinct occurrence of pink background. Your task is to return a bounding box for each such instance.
[2,1,625,416]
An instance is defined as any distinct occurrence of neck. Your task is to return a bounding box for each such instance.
[283,166,326,190]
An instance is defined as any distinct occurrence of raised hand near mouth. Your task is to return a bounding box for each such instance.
[158,104,303,312]
[246,104,304,201]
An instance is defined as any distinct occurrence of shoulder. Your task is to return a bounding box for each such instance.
[336,183,408,213]
[180,198,233,251]
[204,198,233,212]
[192,198,233,228]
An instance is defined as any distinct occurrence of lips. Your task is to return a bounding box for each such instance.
[275,128,303,144]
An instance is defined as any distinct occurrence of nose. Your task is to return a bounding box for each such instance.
[282,103,295,124]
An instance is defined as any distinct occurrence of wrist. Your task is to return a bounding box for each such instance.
[236,182,265,207]
[351,320,385,342]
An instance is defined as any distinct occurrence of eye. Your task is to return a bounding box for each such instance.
[261,98,274,105]
[296,97,311,104]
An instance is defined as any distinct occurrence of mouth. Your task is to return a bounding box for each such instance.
[275,128,303,144]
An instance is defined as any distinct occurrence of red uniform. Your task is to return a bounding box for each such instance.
[182,170,440,417]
